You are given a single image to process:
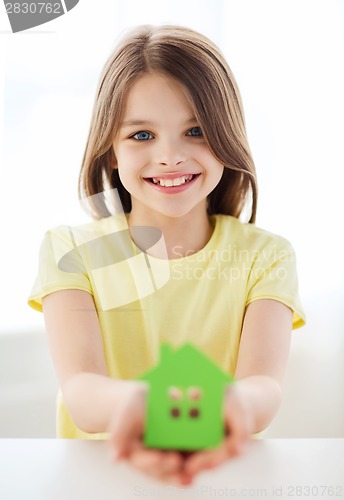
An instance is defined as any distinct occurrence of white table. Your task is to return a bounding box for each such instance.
[0,439,343,500]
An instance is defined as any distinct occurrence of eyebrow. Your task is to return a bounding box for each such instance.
[120,117,198,128]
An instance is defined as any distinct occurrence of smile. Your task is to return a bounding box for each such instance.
[144,174,201,193]
[150,174,196,187]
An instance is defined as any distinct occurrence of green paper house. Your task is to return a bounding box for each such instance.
[138,343,234,451]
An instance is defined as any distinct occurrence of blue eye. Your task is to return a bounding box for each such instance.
[132,131,153,141]
[187,127,203,137]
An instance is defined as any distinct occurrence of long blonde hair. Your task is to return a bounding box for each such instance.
[79,25,258,222]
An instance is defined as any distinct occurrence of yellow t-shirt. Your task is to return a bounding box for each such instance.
[28,213,305,439]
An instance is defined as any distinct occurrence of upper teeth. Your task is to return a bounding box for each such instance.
[151,175,194,186]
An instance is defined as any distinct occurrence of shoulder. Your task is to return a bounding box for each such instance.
[214,214,295,256]
[215,214,292,249]
[44,213,128,246]
[38,214,130,272]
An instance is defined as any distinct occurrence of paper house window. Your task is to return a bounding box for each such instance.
[138,343,233,450]
[189,408,200,418]
[167,385,203,419]
[167,386,182,400]
[187,387,202,401]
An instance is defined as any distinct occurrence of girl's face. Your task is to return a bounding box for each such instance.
[112,72,224,220]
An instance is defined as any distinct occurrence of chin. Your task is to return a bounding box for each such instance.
[157,207,198,219]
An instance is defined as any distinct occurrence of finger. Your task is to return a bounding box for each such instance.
[158,451,184,474]
[129,446,162,469]
[131,459,186,485]
[108,384,147,459]
[129,446,184,480]
[184,446,226,476]
[224,405,250,456]
[109,416,137,460]
[130,447,181,471]
[127,446,194,485]
[229,416,250,455]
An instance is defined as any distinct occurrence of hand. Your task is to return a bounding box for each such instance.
[107,381,189,484]
[182,383,254,479]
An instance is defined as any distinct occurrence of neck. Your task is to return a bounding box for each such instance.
[126,205,214,259]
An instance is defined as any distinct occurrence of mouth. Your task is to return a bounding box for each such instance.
[144,174,201,187]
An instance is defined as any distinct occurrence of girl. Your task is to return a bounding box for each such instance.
[28,25,305,485]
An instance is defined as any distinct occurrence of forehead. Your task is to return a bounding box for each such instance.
[122,72,194,119]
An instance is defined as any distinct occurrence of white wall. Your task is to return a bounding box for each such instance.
[0,331,58,437]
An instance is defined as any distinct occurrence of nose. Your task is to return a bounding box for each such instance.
[154,137,187,168]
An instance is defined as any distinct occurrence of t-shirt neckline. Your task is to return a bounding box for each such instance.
[126,214,222,263]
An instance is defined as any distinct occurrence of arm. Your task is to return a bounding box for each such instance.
[233,297,292,433]
[43,289,185,484]
[42,289,146,433]
[184,298,292,477]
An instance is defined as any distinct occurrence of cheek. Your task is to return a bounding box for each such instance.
[116,146,146,171]
[196,146,223,171]
[205,154,224,178]
[115,147,145,189]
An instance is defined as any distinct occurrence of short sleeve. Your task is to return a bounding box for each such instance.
[246,236,305,329]
[28,227,92,312]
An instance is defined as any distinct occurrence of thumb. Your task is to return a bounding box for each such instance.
[108,382,148,460]
[223,386,250,455]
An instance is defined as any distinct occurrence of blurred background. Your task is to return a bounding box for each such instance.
[0,0,343,438]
